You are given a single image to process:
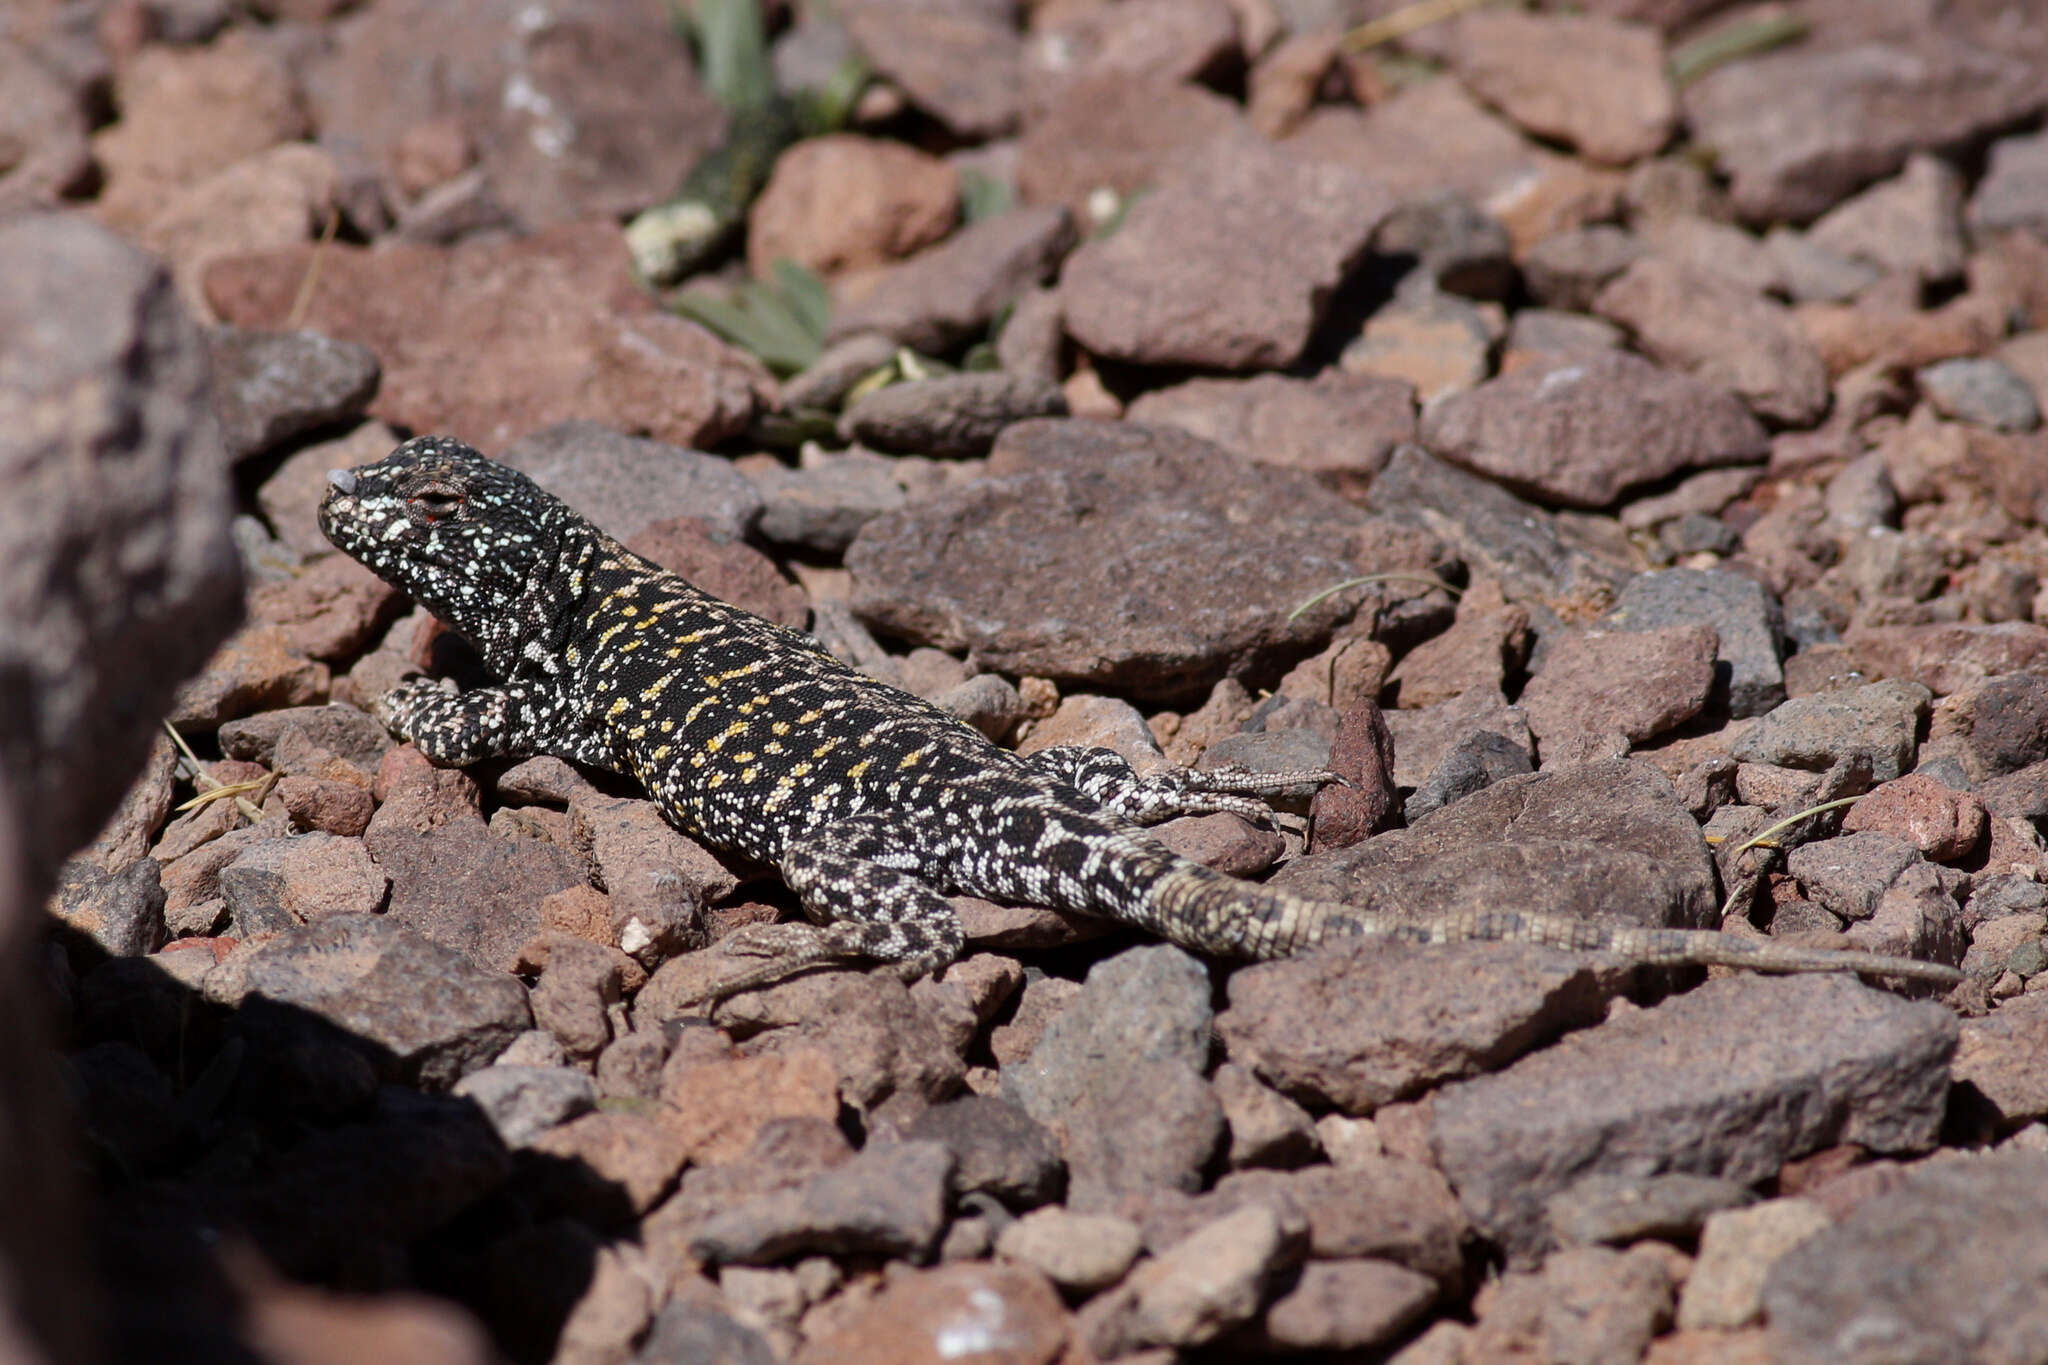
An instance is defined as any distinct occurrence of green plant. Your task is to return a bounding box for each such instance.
[672,258,832,375]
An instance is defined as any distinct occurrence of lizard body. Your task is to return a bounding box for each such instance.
[319,436,1962,996]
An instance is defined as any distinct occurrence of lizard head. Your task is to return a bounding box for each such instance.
[319,435,577,643]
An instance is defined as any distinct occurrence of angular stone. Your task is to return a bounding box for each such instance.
[1808,153,1967,284]
[1381,684,1535,792]
[304,0,723,232]
[1421,350,1767,509]
[1518,624,1719,746]
[1444,10,1673,165]
[1840,775,1987,862]
[901,1094,1065,1208]
[205,222,768,451]
[207,327,380,464]
[1249,1258,1439,1354]
[46,857,164,959]
[1762,1149,2048,1364]
[1463,1244,1675,1364]
[1604,568,1785,719]
[1971,128,2048,238]
[795,1262,1064,1365]
[656,1048,840,1168]
[217,832,388,935]
[452,1063,598,1146]
[202,913,532,1090]
[1125,370,1415,496]
[1731,679,1929,781]
[1001,944,1221,1210]
[1059,139,1391,370]
[1952,993,2048,1126]
[1842,622,2048,698]
[848,420,1453,698]
[688,1139,955,1265]
[1218,938,1618,1113]
[1917,357,2040,433]
[0,213,242,889]
[1430,974,1956,1263]
[827,204,1075,352]
[1016,74,1243,222]
[1678,1198,1834,1331]
[841,371,1067,459]
[1118,1205,1290,1351]
[1404,729,1537,824]
[1684,38,2045,223]
[1593,258,1829,426]
[995,1208,1143,1292]
[843,0,1023,140]
[496,419,764,544]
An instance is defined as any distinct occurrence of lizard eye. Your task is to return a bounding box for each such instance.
[410,487,464,522]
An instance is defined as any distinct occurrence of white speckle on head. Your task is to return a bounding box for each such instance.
[382,517,410,541]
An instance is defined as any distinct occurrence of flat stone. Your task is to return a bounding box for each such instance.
[1248,1258,1439,1354]
[1016,74,1243,223]
[1603,568,1785,719]
[1840,774,1987,862]
[1518,624,1720,747]
[827,204,1075,353]
[1545,1172,1756,1249]
[1059,138,1391,370]
[1381,684,1535,792]
[900,1094,1064,1208]
[1970,127,2048,238]
[794,1262,1065,1365]
[1430,974,1955,1264]
[497,419,763,544]
[217,832,388,936]
[1001,944,1221,1210]
[1808,153,1967,284]
[47,857,164,959]
[303,0,723,232]
[1125,370,1415,496]
[204,222,768,452]
[847,420,1453,699]
[1593,258,1829,426]
[1403,729,1537,824]
[1917,357,2040,432]
[688,1139,955,1265]
[1762,1149,2048,1364]
[1952,993,2048,1127]
[207,326,380,464]
[1421,350,1767,509]
[656,1048,839,1169]
[1841,622,2048,697]
[1683,37,2045,223]
[841,371,1067,459]
[202,912,532,1090]
[1443,10,1673,165]
[1731,678,1930,781]
[452,1063,598,1146]
[843,0,1023,140]
[995,1208,1143,1293]
[1218,938,1619,1113]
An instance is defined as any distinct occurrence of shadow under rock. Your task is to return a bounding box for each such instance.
[56,923,636,1365]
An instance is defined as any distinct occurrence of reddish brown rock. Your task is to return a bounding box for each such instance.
[747,135,959,280]
[1444,10,1674,166]
[1022,0,1240,116]
[1519,625,1719,747]
[1421,350,1767,509]
[141,144,340,320]
[843,0,1024,139]
[1016,74,1243,222]
[656,1048,840,1168]
[248,554,408,663]
[204,222,769,452]
[1387,580,1531,710]
[91,30,308,233]
[1594,258,1829,426]
[1125,371,1415,496]
[827,204,1075,353]
[1841,774,1987,862]
[1308,702,1398,852]
[304,0,724,232]
[793,1261,1065,1365]
[1059,139,1390,370]
[171,625,330,731]
[1684,37,2046,223]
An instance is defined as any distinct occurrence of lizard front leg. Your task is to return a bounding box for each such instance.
[1024,744,1342,825]
[375,677,559,765]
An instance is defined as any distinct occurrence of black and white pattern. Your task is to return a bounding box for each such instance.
[321,436,1963,998]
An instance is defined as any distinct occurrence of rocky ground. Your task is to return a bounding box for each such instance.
[11,0,2048,1361]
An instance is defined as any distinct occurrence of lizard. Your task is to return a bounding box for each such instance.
[318,435,1964,999]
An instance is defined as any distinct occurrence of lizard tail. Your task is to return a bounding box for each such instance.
[1141,861,1964,986]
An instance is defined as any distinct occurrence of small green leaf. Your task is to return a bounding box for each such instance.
[960,168,1014,224]
[686,0,775,113]
[770,258,832,342]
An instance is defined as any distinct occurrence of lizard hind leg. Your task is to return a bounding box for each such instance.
[1024,744,1343,826]
[700,813,965,1002]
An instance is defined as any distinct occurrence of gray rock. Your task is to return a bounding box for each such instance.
[1521,225,1646,313]
[1917,357,2040,433]
[1969,127,2048,238]
[746,451,904,555]
[1764,226,1882,303]
[1002,944,1222,1209]
[46,857,164,959]
[452,1063,598,1146]
[841,371,1068,459]
[1762,1149,2048,1364]
[1605,568,1786,718]
[202,912,533,1090]
[1247,1258,1440,1354]
[218,702,393,773]
[217,832,390,937]
[0,213,243,893]
[901,1094,1064,1207]
[1732,679,1930,781]
[1382,684,1535,793]
[1518,624,1720,747]
[207,326,380,463]
[848,420,1455,699]
[1404,728,1535,824]
[498,419,763,543]
[1432,974,1956,1264]
[688,1139,955,1265]
[1218,938,1619,1114]
[1125,370,1415,492]
[1807,153,1966,284]
[778,332,898,413]
[1545,1172,1756,1248]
